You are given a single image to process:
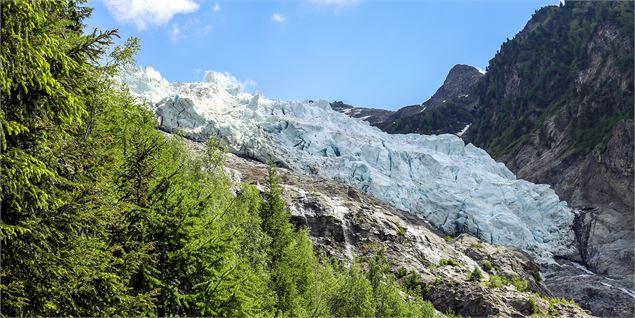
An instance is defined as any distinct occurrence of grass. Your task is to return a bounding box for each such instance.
[482,260,493,271]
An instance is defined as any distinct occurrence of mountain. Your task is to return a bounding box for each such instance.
[218,148,589,318]
[465,0,634,293]
[118,66,609,315]
[330,64,484,136]
[363,3,634,315]
[122,66,579,265]
[378,64,483,134]
[421,64,484,110]
[134,66,596,315]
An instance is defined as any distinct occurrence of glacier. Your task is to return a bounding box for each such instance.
[119,66,577,263]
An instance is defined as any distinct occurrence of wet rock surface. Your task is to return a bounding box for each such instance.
[543,258,635,317]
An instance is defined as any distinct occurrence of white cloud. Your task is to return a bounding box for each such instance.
[272,13,287,23]
[168,18,212,41]
[168,24,182,41]
[212,2,221,12]
[310,0,362,11]
[477,67,487,75]
[104,0,199,30]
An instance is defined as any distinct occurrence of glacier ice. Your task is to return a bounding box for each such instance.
[119,66,577,263]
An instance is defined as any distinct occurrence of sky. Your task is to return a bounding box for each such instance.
[88,0,558,110]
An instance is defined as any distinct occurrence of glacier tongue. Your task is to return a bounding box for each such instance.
[120,66,577,263]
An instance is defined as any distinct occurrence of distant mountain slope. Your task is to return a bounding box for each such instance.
[329,101,393,126]
[378,64,483,134]
[463,0,634,308]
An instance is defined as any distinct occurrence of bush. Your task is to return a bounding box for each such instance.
[482,260,493,271]
[468,267,483,282]
[511,274,529,292]
[438,258,460,267]
[487,273,528,292]
[528,297,540,314]
[487,275,507,288]
[469,242,483,250]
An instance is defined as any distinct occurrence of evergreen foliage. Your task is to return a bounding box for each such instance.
[381,98,475,135]
[0,1,440,316]
[469,1,634,158]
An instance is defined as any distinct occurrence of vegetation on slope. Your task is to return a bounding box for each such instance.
[380,97,476,135]
[468,1,634,159]
[0,1,437,316]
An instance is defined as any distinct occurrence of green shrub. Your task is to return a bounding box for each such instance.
[487,273,528,292]
[469,242,483,250]
[445,309,461,318]
[487,274,507,288]
[467,267,483,282]
[482,260,493,271]
[395,267,408,279]
[402,270,422,293]
[511,274,529,292]
[397,226,407,237]
[528,297,540,315]
[438,258,459,267]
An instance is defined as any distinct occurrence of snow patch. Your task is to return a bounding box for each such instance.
[572,261,595,275]
[456,123,471,137]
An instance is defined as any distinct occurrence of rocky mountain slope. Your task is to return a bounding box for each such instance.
[330,3,634,315]
[180,138,590,317]
[464,0,634,299]
[379,64,483,134]
[332,64,484,136]
[119,65,625,315]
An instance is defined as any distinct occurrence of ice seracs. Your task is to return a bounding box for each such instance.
[119,66,578,264]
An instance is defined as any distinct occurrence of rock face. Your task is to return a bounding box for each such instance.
[206,148,589,318]
[331,65,483,136]
[542,258,635,318]
[120,66,578,265]
[378,64,483,134]
[421,64,484,110]
[464,3,634,314]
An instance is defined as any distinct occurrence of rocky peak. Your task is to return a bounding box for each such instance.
[422,64,484,109]
[378,64,483,129]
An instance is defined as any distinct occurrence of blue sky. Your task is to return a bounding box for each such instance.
[88,0,557,110]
